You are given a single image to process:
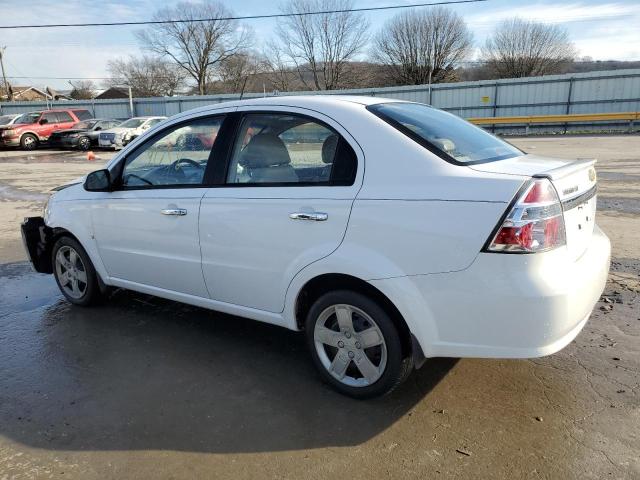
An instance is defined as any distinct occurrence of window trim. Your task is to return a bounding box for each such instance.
[367,102,522,166]
[222,110,357,188]
[111,114,228,191]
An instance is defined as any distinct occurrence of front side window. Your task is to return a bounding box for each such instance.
[120,117,222,188]
[227,114,348,185]
[15,112,42,124]
[368,102,522,164]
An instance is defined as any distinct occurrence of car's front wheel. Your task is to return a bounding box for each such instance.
[77,136,91,151]
[20,133,38,150]
[305,290,410,398]
[52,236,103,306]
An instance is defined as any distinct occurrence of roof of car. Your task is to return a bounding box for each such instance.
[168,95,405,122]
[230,95,400,107]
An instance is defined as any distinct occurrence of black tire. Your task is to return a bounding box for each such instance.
[51,236,103,306]
[20,133,38,151]
[78,136,91,151]
[305,290,410,399]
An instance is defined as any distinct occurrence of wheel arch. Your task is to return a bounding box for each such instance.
[294,273,414,361]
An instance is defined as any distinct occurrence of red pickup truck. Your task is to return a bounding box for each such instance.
[0,109,93,150]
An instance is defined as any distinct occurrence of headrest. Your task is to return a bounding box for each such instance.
[321,134,339,164]
[239,134,291,168]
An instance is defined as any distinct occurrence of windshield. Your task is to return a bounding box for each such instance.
[74,120,98,130]
[368,103,522,164]
[15,112,42,125]
[119,118,146,128]
[0,115,16,125]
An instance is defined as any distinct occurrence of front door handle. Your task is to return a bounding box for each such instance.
[289,212,328,221]
[161,208,187,216]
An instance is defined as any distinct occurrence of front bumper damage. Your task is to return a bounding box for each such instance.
[21,216,53,273]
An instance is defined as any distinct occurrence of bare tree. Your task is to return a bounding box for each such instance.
[214,52,265,93]
[482,18,576,78]
[68,80,97,100]
[262,42,297,92]
[107,55,186,97]
[274,0,369,90]
[374,7,472,86]
[137,1,251,95]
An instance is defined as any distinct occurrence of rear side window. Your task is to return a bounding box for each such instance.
[73,110,93,121]
[368,102,522,165]
[226,113,357,186]
[56,111,74,123]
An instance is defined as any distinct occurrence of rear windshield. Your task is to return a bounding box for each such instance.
[368,102,521,164]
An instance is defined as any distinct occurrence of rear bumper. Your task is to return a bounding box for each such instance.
[21,216,53,273]
[371,225,611,359]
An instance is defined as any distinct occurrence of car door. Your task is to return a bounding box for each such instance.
[55,111,76,131]
[199,108,362,313]
[39,112,59,138]
[91,114,227,297]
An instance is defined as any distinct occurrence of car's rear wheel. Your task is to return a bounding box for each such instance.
[52,236,103,306]
[20,133,38,150]
[305,290,410,398]
[78,136,91,151]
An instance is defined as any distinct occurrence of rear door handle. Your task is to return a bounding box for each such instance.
[161,208,187,216]
[289,212,328,221]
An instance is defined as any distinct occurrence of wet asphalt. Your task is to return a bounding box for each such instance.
[1,139,639,479]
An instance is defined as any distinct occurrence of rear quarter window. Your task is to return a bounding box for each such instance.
[368,102,522,165]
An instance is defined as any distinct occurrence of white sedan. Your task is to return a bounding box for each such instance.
[98,116,166,149]
[22,96,610,398]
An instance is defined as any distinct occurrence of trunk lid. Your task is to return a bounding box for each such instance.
[472,154,598,261]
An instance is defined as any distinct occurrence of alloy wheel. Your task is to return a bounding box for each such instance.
[55,246,88,299]
[314,304,387,387]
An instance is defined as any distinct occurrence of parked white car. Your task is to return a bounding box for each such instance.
[22,96,610,398]
[98,116,166,149]
[0,113,20,126]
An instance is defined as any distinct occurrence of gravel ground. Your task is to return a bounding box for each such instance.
[0,137,638,479]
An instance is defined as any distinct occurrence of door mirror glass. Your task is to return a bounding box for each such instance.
[39,118,48,125]
[84,169,112,191]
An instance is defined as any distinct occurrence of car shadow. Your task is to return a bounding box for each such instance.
[0,263,457,454]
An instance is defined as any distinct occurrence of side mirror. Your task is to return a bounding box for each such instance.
[84,169,112,192]
[39,118,48,125]
[95,126,102,131]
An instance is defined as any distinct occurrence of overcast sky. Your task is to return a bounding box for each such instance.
[1,0,638,89]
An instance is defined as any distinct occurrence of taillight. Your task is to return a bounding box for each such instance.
[486,178,566,253]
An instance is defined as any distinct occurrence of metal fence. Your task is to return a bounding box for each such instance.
[1,68,639,134]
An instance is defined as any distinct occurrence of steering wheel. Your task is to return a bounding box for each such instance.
[170,158,203,171]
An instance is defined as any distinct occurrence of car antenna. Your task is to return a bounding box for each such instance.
[239,77,248,100]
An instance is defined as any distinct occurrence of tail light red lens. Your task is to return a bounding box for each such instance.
[487,179,566,253]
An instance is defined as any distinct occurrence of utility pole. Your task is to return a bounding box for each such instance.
[0,47,10,101]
